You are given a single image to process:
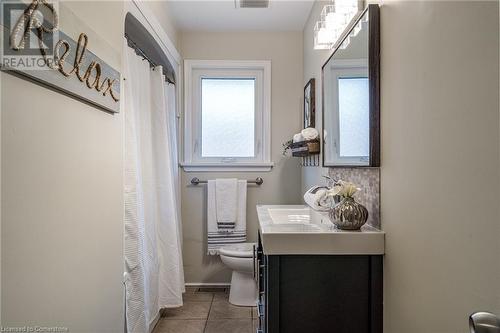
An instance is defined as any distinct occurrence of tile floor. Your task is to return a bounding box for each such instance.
[153,287,258,333]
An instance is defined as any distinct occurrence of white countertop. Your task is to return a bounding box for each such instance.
[256,205,385,255]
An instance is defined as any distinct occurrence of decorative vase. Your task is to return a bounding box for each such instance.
[329,197,369,230]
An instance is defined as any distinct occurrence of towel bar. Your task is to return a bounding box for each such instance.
[190,177,264,186]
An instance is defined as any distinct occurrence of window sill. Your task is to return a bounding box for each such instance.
[180,162,274,172]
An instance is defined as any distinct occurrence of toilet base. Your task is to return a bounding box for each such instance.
[228,271,257,307]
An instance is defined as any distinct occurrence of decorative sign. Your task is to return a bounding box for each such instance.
[0,0,121,113]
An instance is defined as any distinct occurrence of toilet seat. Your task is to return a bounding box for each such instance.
[219,242,255,258]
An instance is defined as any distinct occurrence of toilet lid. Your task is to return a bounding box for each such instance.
[219,243,256,258]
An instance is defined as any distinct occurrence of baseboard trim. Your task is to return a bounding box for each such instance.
[185,282,230,287]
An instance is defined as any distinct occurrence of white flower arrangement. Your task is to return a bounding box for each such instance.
[326,180,361,199]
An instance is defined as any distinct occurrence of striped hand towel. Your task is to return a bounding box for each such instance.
[207,180,247,255]
[215,178,238,230]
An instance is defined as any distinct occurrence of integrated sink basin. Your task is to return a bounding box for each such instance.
[265,207,323,232]
[267,208,310,224]
[257,205,385,255]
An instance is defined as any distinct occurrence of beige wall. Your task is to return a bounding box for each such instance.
[179,31,303,283]
[1,1,124,330]
[303,1,500,332]
[1,1,180,331]
[302,0,330,193]
[380,1,500,331]
[1,2,125,331]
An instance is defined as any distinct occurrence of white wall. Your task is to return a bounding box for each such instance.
[142,1,180,49]
[302,0,331,193]
[179,31,303,283]
[303,1,500,332]
[1,2,124,331]
[1,1,180,331]
[380,1,500,331]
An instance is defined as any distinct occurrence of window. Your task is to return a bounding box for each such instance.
[183,60,272,171]
[201,78,255,158]
[338,77,369,157]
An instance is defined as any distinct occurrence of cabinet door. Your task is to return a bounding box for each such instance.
[278,256,371,333]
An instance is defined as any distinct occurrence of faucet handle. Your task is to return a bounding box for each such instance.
[322,175,339,187]
[469,312,500,333]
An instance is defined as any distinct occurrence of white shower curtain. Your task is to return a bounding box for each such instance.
[123,44,184,333]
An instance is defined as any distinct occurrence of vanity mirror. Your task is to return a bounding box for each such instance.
[322,4,379,167]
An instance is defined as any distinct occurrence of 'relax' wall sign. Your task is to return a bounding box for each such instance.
[0,0,121,113]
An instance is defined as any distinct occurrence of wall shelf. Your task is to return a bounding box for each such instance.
[290,139,320,157]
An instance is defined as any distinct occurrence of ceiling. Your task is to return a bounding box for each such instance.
[167,0,315,32]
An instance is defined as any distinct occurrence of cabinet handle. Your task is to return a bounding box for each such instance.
[253,244,256,279]
[257,301,264,317]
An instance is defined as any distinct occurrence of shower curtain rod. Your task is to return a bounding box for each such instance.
[125,33,174,84]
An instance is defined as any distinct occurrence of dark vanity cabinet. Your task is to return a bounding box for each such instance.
[255,234,383,333]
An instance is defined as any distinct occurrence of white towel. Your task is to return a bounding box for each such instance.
[316,189,333,208]
[293,133,304,143]
[207,180,247,255]
[301,127,319,140]
[303,186,332,211]
[215,178,238,229]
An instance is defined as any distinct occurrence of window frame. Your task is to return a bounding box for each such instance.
[182,60,272,172]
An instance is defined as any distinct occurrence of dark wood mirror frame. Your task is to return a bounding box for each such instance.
[321,4,380,167]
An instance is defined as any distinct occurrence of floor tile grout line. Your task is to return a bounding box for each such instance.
[203,293,214,333]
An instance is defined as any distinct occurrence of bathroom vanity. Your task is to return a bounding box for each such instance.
[255,205,384,333]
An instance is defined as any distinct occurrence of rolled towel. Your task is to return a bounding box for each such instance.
[315,189,333,208]
[293,133,304,143]
[301,127,319,140]
[303,186,331,212]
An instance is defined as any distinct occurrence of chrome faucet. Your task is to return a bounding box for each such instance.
[470,312,500,333]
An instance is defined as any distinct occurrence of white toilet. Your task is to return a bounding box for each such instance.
[219,242,258,307]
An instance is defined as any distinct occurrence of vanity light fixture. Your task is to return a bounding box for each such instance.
[313,0,364,50]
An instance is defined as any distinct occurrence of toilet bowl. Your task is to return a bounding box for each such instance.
[219,242,257,307]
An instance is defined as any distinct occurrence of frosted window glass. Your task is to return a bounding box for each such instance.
[338,77,369,157]
[201,78,255,157]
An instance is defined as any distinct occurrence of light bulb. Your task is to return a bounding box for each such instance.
[314,21,333,49]
[339,36,350,49]
[350,22,362,37]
